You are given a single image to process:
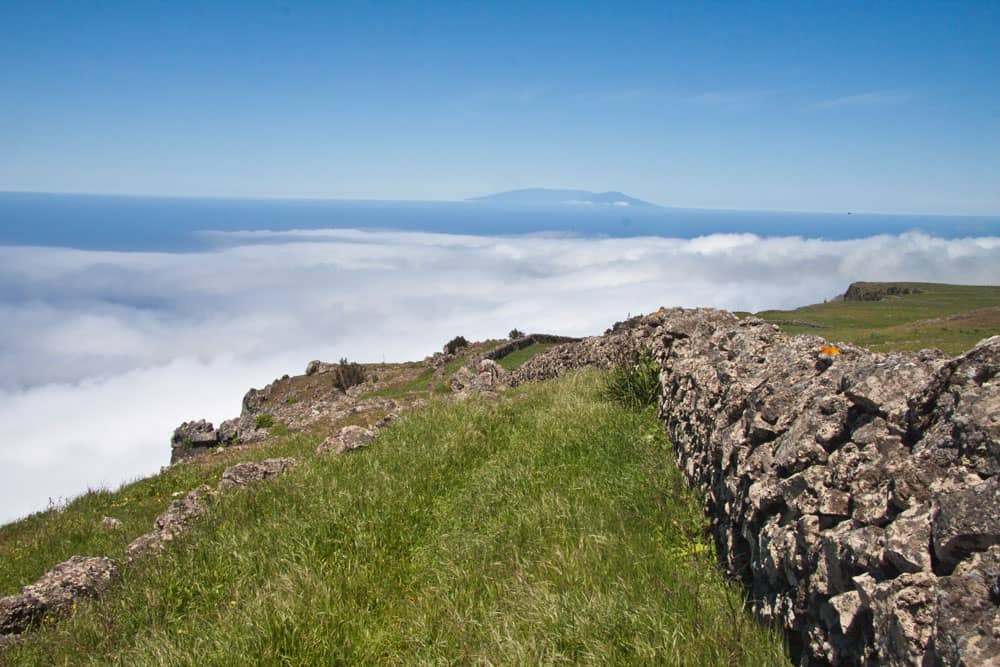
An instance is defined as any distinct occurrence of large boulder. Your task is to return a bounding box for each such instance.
[317,425,376,455]
[218,458,299,489]
[0,556,117,636]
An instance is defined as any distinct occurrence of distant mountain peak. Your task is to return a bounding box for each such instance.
[470,188,657,207]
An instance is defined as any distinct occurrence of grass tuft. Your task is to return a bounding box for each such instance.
[603,351,662,410]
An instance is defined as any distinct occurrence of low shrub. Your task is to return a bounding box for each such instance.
[334,358,366,391]
[603,350,661,410]
[508,328,525,339]
[443,336,469,355]
[255,414,275,429]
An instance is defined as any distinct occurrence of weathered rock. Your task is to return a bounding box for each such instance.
[170,419,219,463]
[884,507,932,574]
[934,476,1000,574]
[934,546,1000,666]
[0,556,117,636]
[218,458,299,489]
[868,572,938,666]
[126,486,213,561]
[100,516,121,530]
[317,425,376,455]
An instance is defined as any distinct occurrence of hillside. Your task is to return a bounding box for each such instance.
[0,370,789,665]
[753,281,1000,354]
[3,285,999,665]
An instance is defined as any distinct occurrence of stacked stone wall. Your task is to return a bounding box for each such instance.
[515,308,999,664]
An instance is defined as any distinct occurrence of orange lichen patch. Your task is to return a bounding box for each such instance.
[655,306,669,316]
[702,307,714,311]
[819,345,841,356]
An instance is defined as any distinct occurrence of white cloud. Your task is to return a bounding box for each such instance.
[813,89,912,109]
[1,229,999,524]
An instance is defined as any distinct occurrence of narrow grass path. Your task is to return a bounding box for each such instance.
[5,370,789,665]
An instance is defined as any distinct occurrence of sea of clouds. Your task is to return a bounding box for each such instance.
[2,228,999,524]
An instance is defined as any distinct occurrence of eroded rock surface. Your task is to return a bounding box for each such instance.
[0,556,117,636]
[317,425,376,454]
[125,486,213,561]
[218,458,300,489]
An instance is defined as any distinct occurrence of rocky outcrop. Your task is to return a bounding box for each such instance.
[844,282,923,301]
[218,458,300,489]
[0,556,117,636]
[450,359,512,397]
[125,486,214,561]
[317,425,376,454]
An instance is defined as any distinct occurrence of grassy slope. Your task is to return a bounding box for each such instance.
[4,371,788,666]
[0,433,323,600]
[496,342,559,370]
[754,282,1000,354]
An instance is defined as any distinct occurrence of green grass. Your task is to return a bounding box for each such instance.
[4,371,788,665]
[0,434,319,599]
[754,282,1000,354]
[496,342,559,370]
[366,366,438,399]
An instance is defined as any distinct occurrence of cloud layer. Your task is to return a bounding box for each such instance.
[2,229,999,523]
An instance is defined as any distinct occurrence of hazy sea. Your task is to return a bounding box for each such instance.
[3,192,1000,250]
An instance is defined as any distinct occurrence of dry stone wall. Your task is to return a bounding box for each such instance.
[513,308,999,665]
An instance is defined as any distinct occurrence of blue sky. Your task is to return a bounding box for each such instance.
[1,1,998,214]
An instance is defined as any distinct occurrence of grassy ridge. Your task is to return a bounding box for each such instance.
[754,282,1000,354]
[4,371,788,665]
[496,342,559,370]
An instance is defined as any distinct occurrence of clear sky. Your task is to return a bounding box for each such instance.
[2,1,998,214]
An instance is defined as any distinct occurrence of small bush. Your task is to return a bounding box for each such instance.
[255,414,275,429]
[443,336,469,355]
[604,313,645,336]
[508,328,525,340]
[603,350,661,410]
[334,357,366,391]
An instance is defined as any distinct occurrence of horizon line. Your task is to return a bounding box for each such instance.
[2,188,999,220]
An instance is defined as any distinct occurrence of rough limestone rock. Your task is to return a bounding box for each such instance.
[0,556,117,637]
[450,359,513,397]
[517,307,1000,665]
[218,458,300,489]
[934,476,1000,574]
[170,419,220,463]
[126,486,213,561]
[317,425,376,455]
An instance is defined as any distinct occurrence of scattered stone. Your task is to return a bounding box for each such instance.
[0,556,117,636]
[100,516,121,530]
[375,412,400,429]
[126,486,213,561]
[218,458,300,489]
[317,425,376,454]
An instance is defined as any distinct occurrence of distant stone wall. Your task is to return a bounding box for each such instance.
[515,308,1000,665]
[482,334,582,362]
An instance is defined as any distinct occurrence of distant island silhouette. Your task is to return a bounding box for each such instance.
[470,188,657,207]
